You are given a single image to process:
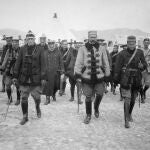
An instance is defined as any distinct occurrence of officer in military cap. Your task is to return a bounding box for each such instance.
[39,34,48,50]
[114,36,147,128]
[12,37,22,105]
[140,38,150,103]
[0,35,18,104]
[75,31,110,124]
[0,36,13,93]
[59,39,69,96]
[13,30,47,125]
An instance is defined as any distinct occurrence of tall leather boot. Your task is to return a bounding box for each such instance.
[124,99,130,128]
[94,94,102,118]
[84,99,92,124]
[35,99,41,118]
[6,88,12,104]
[62,81,66,95]
[142,85,149,103]
[129,97,135,122]
[0,75,5,92]
[20,100,28,125]
[69,83,75,101]
[15,89,20,105]
[44,96,50,105]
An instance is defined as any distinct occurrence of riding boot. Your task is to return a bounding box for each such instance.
[84,100,92,124]
[20,100,28,125]
[129,97,135,122]
[15,89,20,105]
[6,89,12,104]
[124,99,130,128]
[44,96,50,105]
[143,85,149,101]
[35,99,41,118]
[1,75,5,92]
[62,81,66,94]
[94,95,102,118]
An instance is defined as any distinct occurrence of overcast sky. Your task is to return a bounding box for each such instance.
[0,0,149,34]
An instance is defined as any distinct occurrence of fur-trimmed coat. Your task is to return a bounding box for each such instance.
[74,42,110,84]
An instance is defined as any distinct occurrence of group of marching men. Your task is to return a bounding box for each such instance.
[0,30,150,129]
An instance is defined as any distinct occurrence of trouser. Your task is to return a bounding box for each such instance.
[69,77,76,98]
[4,76,13,100]
[20,85,41,116]
[59,75,67,94]
[122,87,138,120]
[2,73,5,90]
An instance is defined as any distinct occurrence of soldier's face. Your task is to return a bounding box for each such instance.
[127,41,136,50]
[113,46,118,52]
[48,43,55,50]
[40,38,46,45]
[143,41,150,48]
[27,38,35,46]
[89,36,97,44]
[6,39,12,45]
[12,41,19,49]
[62,42,68,49]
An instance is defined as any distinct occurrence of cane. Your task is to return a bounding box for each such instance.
[0,84,15,123]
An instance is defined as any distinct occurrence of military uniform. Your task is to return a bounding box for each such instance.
[0,36,20,104]
[140,38,150,103]
[75,31,110,124]
[13,31,46,125]
[59,40,69,96]
[114,36,147,128]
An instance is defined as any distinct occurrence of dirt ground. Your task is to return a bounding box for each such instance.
[0,78,150,150]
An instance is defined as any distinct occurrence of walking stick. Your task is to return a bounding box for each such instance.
[76,81,82,113]
[0,84,15,123]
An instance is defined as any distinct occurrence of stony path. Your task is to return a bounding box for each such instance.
[0,82,150,150]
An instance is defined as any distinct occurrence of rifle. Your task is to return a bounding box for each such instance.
[76,80,82,113]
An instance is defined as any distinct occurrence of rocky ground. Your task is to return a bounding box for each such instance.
[0,79,150,150]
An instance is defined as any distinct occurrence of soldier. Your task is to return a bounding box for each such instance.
[13,30,46,125]
[65,41,83,104]
[43,40,64,104]
[110,44,119,95]
[74,31,110,124]
[59,40,69,96]
[140,38,150,103]
[0,36,19,104]
[12,37,21,105]
[114,36,147,128]
[0,36,13,93]
[39,34,48,50]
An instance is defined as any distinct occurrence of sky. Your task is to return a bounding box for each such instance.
[0,0,150,34]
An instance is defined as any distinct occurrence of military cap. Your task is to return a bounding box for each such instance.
[143,38,150,42]
[61,39,67,44]
[120,44,127,48]
[48,39,55,44]
[127,35,136,42]
[26,30,35,39]
[88,31,97,38]
[2,35,13,40]
[13,35,22,42]
[40,34,46,39]
[97,39,105,42]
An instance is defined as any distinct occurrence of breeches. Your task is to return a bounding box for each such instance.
[20,85,41,101]
[82,82,105,102]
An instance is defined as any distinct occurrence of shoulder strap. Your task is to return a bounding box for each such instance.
[126,49,138,67]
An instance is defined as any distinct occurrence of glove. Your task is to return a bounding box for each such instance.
[41,80,47,87]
